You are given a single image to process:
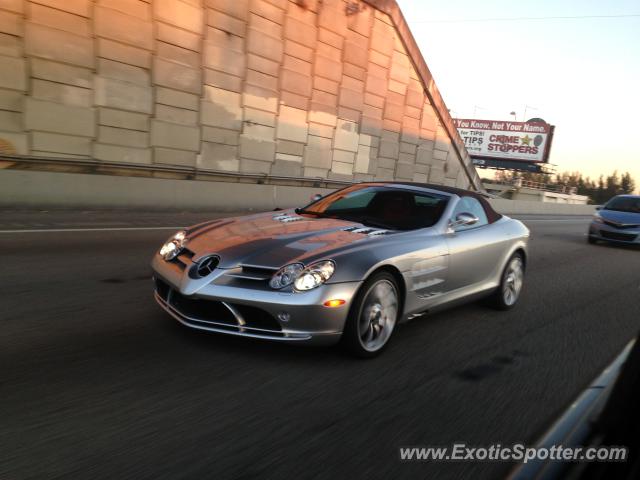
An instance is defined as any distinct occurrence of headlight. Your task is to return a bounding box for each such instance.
[294,260,335,291]
[159,230,187,261]
[269,263,304,289]
[593,213,604,224]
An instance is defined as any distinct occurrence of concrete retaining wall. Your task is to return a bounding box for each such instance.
[0,0,482,190]
[0,168,335,210]
[1,169,595,215]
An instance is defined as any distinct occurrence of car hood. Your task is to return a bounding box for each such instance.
[183,210,394,268]
[600,209,640,225]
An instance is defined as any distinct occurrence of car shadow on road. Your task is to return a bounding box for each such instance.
[589,240,640,251]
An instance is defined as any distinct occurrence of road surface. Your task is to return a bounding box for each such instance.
[1,210,638,479]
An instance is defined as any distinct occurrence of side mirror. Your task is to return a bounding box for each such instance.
[450,212,479,230]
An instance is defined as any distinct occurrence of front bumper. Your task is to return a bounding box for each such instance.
[588,221,640,244]
[152,255,361,346]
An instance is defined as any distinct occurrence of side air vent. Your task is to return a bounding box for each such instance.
[272,213,305,223]
[367,229,389,236]
[342,226,390,236]
[225,264,277,281]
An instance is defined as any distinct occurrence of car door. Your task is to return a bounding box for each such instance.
[445,196,505,291]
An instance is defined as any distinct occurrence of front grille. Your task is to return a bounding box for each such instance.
[154,279,283,333]
[232,304,283,331]
[600,230,637,242]
[170,291,238,325]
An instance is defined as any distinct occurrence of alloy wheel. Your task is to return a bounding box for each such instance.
[358,279,398,352]
[503,257,524,306]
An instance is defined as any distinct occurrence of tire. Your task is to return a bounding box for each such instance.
[488,253,525,311]
[341,272,400,358]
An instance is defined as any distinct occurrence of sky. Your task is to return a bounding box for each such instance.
[397,0,640,186]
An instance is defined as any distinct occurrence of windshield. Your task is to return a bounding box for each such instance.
[298,185,449,230]
[604,196,640,213]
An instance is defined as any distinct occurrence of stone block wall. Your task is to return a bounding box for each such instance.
[0,0,482,190]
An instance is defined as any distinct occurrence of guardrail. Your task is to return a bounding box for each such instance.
[0,154,354,190]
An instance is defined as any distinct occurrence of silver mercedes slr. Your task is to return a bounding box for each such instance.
[152,182,530,357]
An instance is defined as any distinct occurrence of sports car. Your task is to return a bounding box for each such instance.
[152,182,530,356]
[588,195,640,245]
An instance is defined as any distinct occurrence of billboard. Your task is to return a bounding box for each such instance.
[454,118,554,163]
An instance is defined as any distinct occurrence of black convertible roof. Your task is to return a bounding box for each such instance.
[384,181,483,198]
[371,181,503,224]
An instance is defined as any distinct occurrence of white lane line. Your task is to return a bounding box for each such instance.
[520,219,590,222]
[0,226,182,233]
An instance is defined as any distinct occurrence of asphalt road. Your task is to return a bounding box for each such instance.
[1,210,639,480]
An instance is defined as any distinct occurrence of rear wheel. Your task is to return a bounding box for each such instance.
[342,272,400,358]
[488,253,525,310]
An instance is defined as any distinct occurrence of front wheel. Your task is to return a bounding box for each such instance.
[341,272,400,358]
[488,253,525,310]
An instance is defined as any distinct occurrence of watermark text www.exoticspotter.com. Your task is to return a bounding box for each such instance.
[399,444,628,464]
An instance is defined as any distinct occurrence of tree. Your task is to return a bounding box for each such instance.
[604,171,620,200]
[595,175,606,204]
[620,172,636,194]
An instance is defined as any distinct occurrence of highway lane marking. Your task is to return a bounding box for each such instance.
[0,226,183,233]
[521,219,589,222]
